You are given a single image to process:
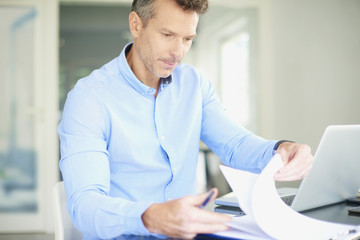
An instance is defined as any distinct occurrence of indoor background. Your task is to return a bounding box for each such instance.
[0,0,359,238]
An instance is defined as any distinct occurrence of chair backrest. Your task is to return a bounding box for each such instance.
[53,181,82,240]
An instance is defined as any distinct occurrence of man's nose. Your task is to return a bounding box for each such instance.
[170,38,183,58]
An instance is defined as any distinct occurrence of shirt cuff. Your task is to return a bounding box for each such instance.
[94,198,154,238]
[124,201,153,235]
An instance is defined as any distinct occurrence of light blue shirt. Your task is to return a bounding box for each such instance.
[58,43,277,239]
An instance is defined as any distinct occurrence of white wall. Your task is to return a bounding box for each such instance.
[202,0,360,152]
[192,0,360,188]
[261,0,360,151]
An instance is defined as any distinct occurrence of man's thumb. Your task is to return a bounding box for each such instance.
[197,188,218,207]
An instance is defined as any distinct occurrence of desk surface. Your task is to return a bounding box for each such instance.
[302,202,360,225]
[113,202,360,240]
[214,201,360,225]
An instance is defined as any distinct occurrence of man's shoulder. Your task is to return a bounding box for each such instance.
[72,57,120,92]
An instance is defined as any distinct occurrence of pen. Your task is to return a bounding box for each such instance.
[200,189,215,209]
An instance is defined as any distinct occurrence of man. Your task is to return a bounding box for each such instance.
[58,0,313,239]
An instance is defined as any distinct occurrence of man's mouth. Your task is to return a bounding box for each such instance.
[163,61,176,68]
[161,58,179,68]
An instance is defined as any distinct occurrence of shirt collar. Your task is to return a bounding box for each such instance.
[117,42,172,96]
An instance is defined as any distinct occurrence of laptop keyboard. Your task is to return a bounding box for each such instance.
[215,194,296,216]
[281,195,295,206]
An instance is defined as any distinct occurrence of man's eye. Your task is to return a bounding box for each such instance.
[162,33,170,37]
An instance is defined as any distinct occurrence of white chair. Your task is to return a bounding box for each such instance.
[53,181,82,240]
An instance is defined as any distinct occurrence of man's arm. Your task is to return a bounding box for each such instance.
[58,88,153,238]
[199,76,277,173]
[198,76,313,179]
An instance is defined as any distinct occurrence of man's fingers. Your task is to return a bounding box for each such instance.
[190,207,232,224]
[185,188,219,207]
[184,189,232,223]
[274,155,313,181]
[275,143,313,181]
[170,211,231,238]
[277,144,311,170]
[142,189,232,239]
[275,156,312,180]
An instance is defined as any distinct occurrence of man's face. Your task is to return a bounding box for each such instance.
[133,0,199,78]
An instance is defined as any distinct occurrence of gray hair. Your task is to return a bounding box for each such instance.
[132,0,208,26]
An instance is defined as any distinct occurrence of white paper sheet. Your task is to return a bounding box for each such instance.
[216,154,360,240]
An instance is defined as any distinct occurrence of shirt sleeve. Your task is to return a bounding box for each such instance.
[199,76,277,173]
[58,86,152,239]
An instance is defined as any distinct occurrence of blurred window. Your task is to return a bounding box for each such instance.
[221,32,250,127]
[0,6,37,214]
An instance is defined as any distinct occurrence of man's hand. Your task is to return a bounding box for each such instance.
[274,142,314,181]
[141,188,231,239]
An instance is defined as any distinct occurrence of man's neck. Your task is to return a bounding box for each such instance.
[126,45,161,92]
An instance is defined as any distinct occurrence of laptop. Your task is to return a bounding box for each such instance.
[214,125,360,212]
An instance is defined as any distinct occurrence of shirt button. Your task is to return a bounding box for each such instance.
[161,136,165,140]
[173,167,177,173]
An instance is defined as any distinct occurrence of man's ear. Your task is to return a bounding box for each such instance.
[129,11,143,38]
